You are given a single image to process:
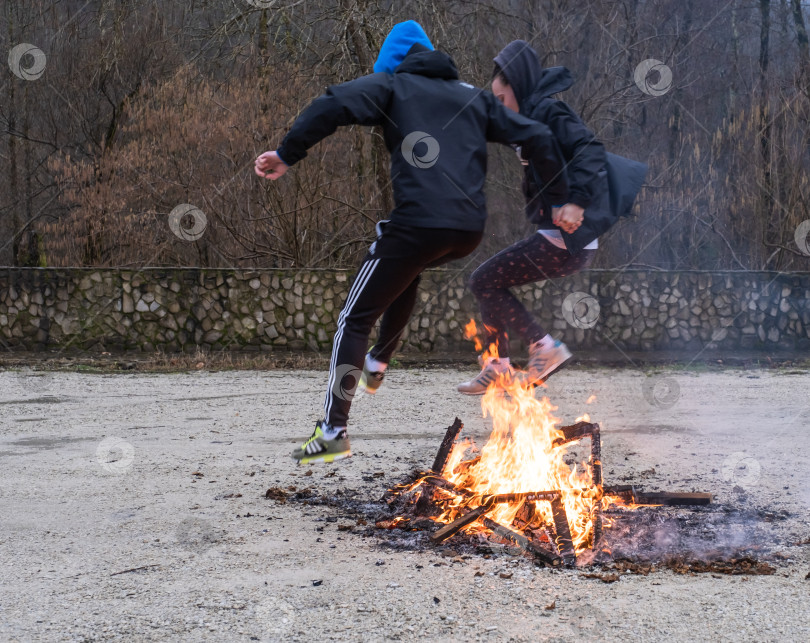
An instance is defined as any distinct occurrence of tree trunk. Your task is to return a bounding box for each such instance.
[339,0,393,217]
[791,0,810,91]
[21,82,39,266]
[759,0,775,268]
[7,2,20,266]
[729,4,740,117]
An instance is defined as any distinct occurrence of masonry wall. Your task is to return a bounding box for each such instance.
[1,268,809,355]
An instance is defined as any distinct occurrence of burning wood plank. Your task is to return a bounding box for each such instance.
[415,418,464,515]
[604,485,712,506]
[431,505,492,543]
[480,517,564,567]
[421,474,475,498]
[549,496,577,566]
[480,491,562,505]
[552,421,602,486]
[431,417,464,475]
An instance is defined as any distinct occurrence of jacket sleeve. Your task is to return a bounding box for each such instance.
[539,100,606,210]
[276,73,393,166]
[484,94,568,205]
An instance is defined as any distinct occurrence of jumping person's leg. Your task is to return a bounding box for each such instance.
[369,275,420,366]
[357,276,420,395]
[294,223,482,462]
[358,227,483,395]
[458,233,595,394]
[324,256,422,425]
[470,234,595,352]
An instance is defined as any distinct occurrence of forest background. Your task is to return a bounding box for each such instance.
[2,0,810,273]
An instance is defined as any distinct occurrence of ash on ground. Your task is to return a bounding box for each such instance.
[265,473,794,576]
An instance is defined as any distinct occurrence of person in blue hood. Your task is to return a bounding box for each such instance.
[458,40,643,395]
[373,20,434,73]
[256,24,568,463]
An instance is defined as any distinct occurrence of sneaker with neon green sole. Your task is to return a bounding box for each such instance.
[292,421,351,464]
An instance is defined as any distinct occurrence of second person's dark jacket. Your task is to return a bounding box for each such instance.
[495,41,612,254]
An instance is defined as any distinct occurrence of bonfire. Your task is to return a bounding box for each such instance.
[385,321,710,567]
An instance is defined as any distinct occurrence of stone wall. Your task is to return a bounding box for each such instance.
[1,268,809,355]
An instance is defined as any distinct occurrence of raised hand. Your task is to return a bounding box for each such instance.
[254,151,288,180]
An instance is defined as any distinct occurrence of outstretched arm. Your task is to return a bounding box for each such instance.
[255,74,393,181]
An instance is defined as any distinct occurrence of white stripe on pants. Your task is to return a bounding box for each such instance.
[323,258,381,423]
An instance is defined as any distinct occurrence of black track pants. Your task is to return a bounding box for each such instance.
[324,222,482,427]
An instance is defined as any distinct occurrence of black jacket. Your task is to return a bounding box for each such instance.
[277,45,568,232]
[495,41,611,254]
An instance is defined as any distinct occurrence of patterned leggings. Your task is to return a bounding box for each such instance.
[470,233,596,358]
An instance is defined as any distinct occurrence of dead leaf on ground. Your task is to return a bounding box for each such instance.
[264,487,288,503]
[582,572,621,583]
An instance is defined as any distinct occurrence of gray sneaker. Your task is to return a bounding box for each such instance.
[457,358,512,395]
[524,339,572,385]
[292,421,351,464]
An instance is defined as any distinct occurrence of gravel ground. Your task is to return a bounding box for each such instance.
[1,365,809,642]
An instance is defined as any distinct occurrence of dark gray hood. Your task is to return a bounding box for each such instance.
[493,40,573,114]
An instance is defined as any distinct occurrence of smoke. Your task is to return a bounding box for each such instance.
[600,505,781,562]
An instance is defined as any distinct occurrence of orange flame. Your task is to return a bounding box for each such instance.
[438,371,602,551]
[464,318,499,360]
[464,319,481,351]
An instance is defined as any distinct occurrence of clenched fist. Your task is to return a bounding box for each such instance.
[255,151,288,180]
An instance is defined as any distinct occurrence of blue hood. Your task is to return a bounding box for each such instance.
[373,20,434,74]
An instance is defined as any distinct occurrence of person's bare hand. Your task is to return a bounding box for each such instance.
[553,203,584,234]
[255,151,288,180]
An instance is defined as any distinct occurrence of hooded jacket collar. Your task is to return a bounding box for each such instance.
[493,40,573,114]
[395,43,459,80]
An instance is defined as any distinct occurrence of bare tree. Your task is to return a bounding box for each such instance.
[0,0,807,271]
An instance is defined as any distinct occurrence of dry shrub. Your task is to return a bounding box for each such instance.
[45,61,385,268]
